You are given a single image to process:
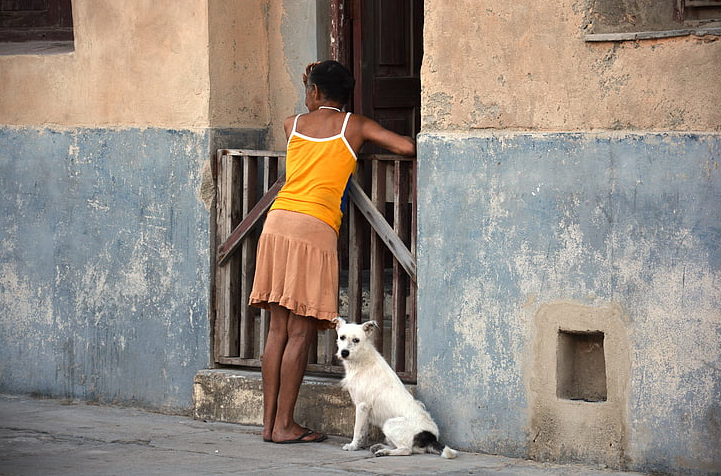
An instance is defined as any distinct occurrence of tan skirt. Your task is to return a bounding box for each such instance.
[249,209,338,329]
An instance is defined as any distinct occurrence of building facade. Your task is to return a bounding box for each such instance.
[1,1,718,474]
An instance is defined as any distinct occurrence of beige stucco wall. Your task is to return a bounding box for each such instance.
[209,0,323,143]
[208,0,270,129]
[265,0,325,149]
[422,0,721,131]
[0,0,210,128]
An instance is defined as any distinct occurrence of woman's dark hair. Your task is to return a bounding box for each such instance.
[308,60,355,105]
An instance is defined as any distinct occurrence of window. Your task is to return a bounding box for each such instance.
[585,0,721,41]
[675,0,721,23]
[0,0,73,42]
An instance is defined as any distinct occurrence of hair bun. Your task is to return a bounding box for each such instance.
[308,60,355,105]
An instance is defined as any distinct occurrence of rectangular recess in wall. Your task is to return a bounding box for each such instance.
[556,330,607,402]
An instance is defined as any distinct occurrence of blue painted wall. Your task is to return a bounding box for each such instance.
[416,132,720,474]
[0,127,212,411]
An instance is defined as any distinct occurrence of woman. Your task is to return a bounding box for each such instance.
[249,60,415,444]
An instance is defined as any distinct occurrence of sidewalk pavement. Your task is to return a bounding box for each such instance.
[0,394,647,476]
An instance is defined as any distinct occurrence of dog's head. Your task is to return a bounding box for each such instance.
[333,317,379,361]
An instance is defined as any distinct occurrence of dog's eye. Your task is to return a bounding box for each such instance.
[352,338,360,343]
[339,335,346,341]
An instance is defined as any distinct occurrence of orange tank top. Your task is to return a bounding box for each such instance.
[270,112,357,233]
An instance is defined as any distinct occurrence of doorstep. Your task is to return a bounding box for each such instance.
[192,369,358,437]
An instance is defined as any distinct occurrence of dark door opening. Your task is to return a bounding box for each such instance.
[332,0,423,143]
[330,0,423,379]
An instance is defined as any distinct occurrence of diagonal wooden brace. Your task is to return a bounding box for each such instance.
[348,177,417,283]
[217,173,286,267]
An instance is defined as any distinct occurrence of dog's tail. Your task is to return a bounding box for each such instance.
[414,431,458,459]
[436,443,458,459]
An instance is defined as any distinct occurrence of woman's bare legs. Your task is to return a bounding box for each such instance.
[262,303,323,442]
[261,304,289,441]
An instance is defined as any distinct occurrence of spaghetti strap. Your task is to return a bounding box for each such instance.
[340,112,352,136]
[291,114,301,135]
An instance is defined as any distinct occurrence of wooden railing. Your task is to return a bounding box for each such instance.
[212,149,417,381]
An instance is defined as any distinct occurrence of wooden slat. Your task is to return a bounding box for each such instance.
[257,156,278,359]
[216,356,346,376]
[360,153,415,162]
[348,171,364,323]
[221,149,286,158]
[240,157,258,358]
[347,177,416,282]
[323,328,336,366]
[370,160,387,352]
[216,152,241,358]
[686,0,721,6]
[391,160,410,372]
[407,159,418,377]
[212,150,224,361]
[216,355,415,383]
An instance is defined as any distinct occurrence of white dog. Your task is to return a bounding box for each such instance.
[334,317,457,458]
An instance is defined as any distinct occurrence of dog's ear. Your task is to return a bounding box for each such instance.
[362,321,379,335]
[332,317,346,329]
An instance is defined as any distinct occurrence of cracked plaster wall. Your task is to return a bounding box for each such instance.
[0,0,270,410]
[416,132,720,474]
[422,0,721,131]
[417,2,720,473]
[0,127,211,410]
[0,0,325,411]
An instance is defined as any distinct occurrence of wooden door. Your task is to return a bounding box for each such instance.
[351,0,423,149]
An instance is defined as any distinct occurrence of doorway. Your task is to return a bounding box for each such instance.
[330,0,423,379]
[331,0,423,142]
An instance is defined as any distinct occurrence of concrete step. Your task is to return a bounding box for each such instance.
[192,369,358,438]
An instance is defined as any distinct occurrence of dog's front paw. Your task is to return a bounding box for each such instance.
[342,442,361,451]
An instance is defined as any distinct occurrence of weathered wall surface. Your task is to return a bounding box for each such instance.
[0,127,211,410]
[418,1,720,474]
[417,133,720,474]
[0,0,210,128]
[266,0,328,149]
[0,1,218,411]
[422,0,721,131]
[0,0,319,411]
[208,0,270,129]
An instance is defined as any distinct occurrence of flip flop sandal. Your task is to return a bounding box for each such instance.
[275,429,327,444]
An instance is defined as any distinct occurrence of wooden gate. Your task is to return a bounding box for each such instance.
[212,149,417,381]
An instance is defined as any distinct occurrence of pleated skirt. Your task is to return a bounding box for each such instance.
[249,209,338,329]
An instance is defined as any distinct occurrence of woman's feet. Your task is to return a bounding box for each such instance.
[265,423,326,444]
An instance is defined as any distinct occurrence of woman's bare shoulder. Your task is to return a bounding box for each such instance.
[284,114,301,138]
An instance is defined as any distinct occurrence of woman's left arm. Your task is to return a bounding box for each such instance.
[353,115,416,157]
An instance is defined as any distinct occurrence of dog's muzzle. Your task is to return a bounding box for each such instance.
[340,349,349,359]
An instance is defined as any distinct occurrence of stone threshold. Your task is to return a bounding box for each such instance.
[192,369,358,438]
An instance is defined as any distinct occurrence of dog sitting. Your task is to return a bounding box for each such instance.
[334,318,457,458]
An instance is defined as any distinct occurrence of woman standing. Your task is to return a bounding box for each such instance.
[249,60,416,444]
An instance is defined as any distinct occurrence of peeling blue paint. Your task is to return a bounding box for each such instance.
[416,132,721,474]
[0,127,212,410]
